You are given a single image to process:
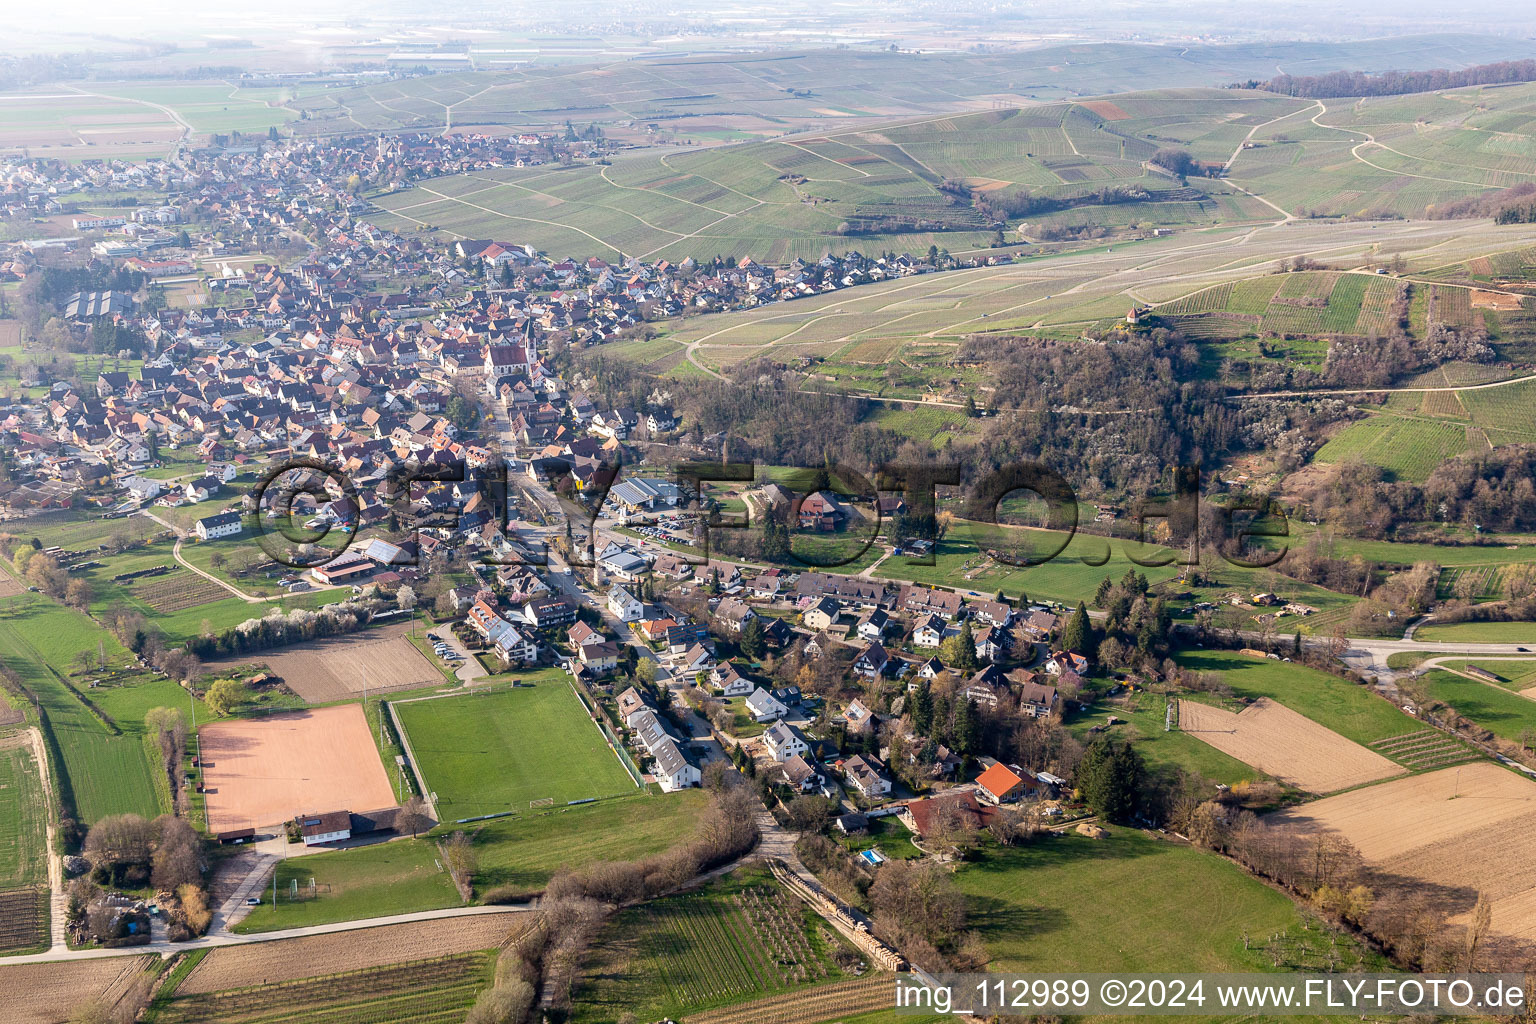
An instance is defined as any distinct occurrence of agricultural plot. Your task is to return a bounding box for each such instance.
[1273,764,1536,944]
[0,596,163,822]
[1413,620,1536,643]
[159,952,495,1024]
[1368,731,1479,772]
[179,916,523,993]
[1177,697,1403,793]
[1173,650,1416,749]
[132,569,232,614]
[958,825,1377,973]
[202,621,443,703]
[396,677,636,818]
[1418,669,1536,743]
[0,956,157,1024]
[374,92,1306,262]
[684,976,897,1024]
[1312,415,1473,481]
[572,867,854,1022]
[0,738,48,889]
[0,887,47,955]
[199,705,398,832]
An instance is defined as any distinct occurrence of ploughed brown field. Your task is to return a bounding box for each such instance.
[198,704,397,831]
[177,913,533,993]
[0,955,156,1024]
[1273,763,1536,943]
[204,621,441,702]
[1178,698,1404,793]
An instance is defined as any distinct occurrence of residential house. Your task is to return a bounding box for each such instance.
[842,754,892,799]
[710,660,755,697]
[194,510,243,540]
[607,585,644,622]
[744,686,788,723]
[763,720,809,762]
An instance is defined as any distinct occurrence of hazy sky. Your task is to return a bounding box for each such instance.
[6,0,1535,51]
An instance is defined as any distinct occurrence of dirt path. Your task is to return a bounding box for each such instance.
[25,726,67,953]
[136,510,342,604]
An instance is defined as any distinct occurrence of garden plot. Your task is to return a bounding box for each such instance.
[1177,698,1404,793]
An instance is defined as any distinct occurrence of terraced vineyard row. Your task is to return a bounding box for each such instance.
[1371,731,1480,771]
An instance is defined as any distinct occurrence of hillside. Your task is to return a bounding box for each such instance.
[365,80,1536,262]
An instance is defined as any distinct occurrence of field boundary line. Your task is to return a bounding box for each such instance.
[385,699,437,822]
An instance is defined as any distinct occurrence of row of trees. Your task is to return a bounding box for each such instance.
[1251,59,1536,98]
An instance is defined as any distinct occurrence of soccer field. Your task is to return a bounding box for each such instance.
[395,679,638,818]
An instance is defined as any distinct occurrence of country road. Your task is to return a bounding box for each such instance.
[136,509,343,604]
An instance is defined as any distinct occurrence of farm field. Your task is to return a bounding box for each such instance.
[0,887,47,955]
[179,915,524,993]
[572,865,855,1022]
[1177,697,1404,793]
[0,955,157,1024]
[395,676,637,818]
[0,595,164,822]
[1312,415,1474,481]
[0,737,49,889]
[202,621,444,703]
[625,216,1534,380]
[198,704,398,832]
[159,951,495,1024]
[371,91,1294,262]
[1417,669,1536,742]
[1273,764,1536,944]
[875,526,1183,605]
[1172,650,1418,749]
[681,976,901,1024]
[1435,658,1536,693]
[957,827,1379,973]
[1413,620,1536,643]
[469,789,709,897]
[232,837,461,933]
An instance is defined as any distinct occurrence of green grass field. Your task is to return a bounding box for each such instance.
[395,675,637,818]
[876,525,1183,606]
[1418,669,1536,742]
[957,827,1382,974]
[0,742,48,888]
[1413,620,1536,643]
[1068,689,1264,787]
[232,837,461,933]
[572,864,855,1022]
[0,595,164,822]
[468,789,709,897]
[1435,659,1536,691]
[1173,649,1415,746]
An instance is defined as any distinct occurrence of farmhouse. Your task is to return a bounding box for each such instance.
[195,510,243,540]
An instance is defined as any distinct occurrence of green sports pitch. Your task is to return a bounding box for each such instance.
[394,677,638,819]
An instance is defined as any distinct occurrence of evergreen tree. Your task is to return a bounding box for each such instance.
[942,619,979,672]
[1293,629,1303,655]
[739,617,765,660]
[1077,738,1144,822]
[1093,576,1114,608]
[910,679,933,735]
[953,697,978,754]
[1062,601,1091,654]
